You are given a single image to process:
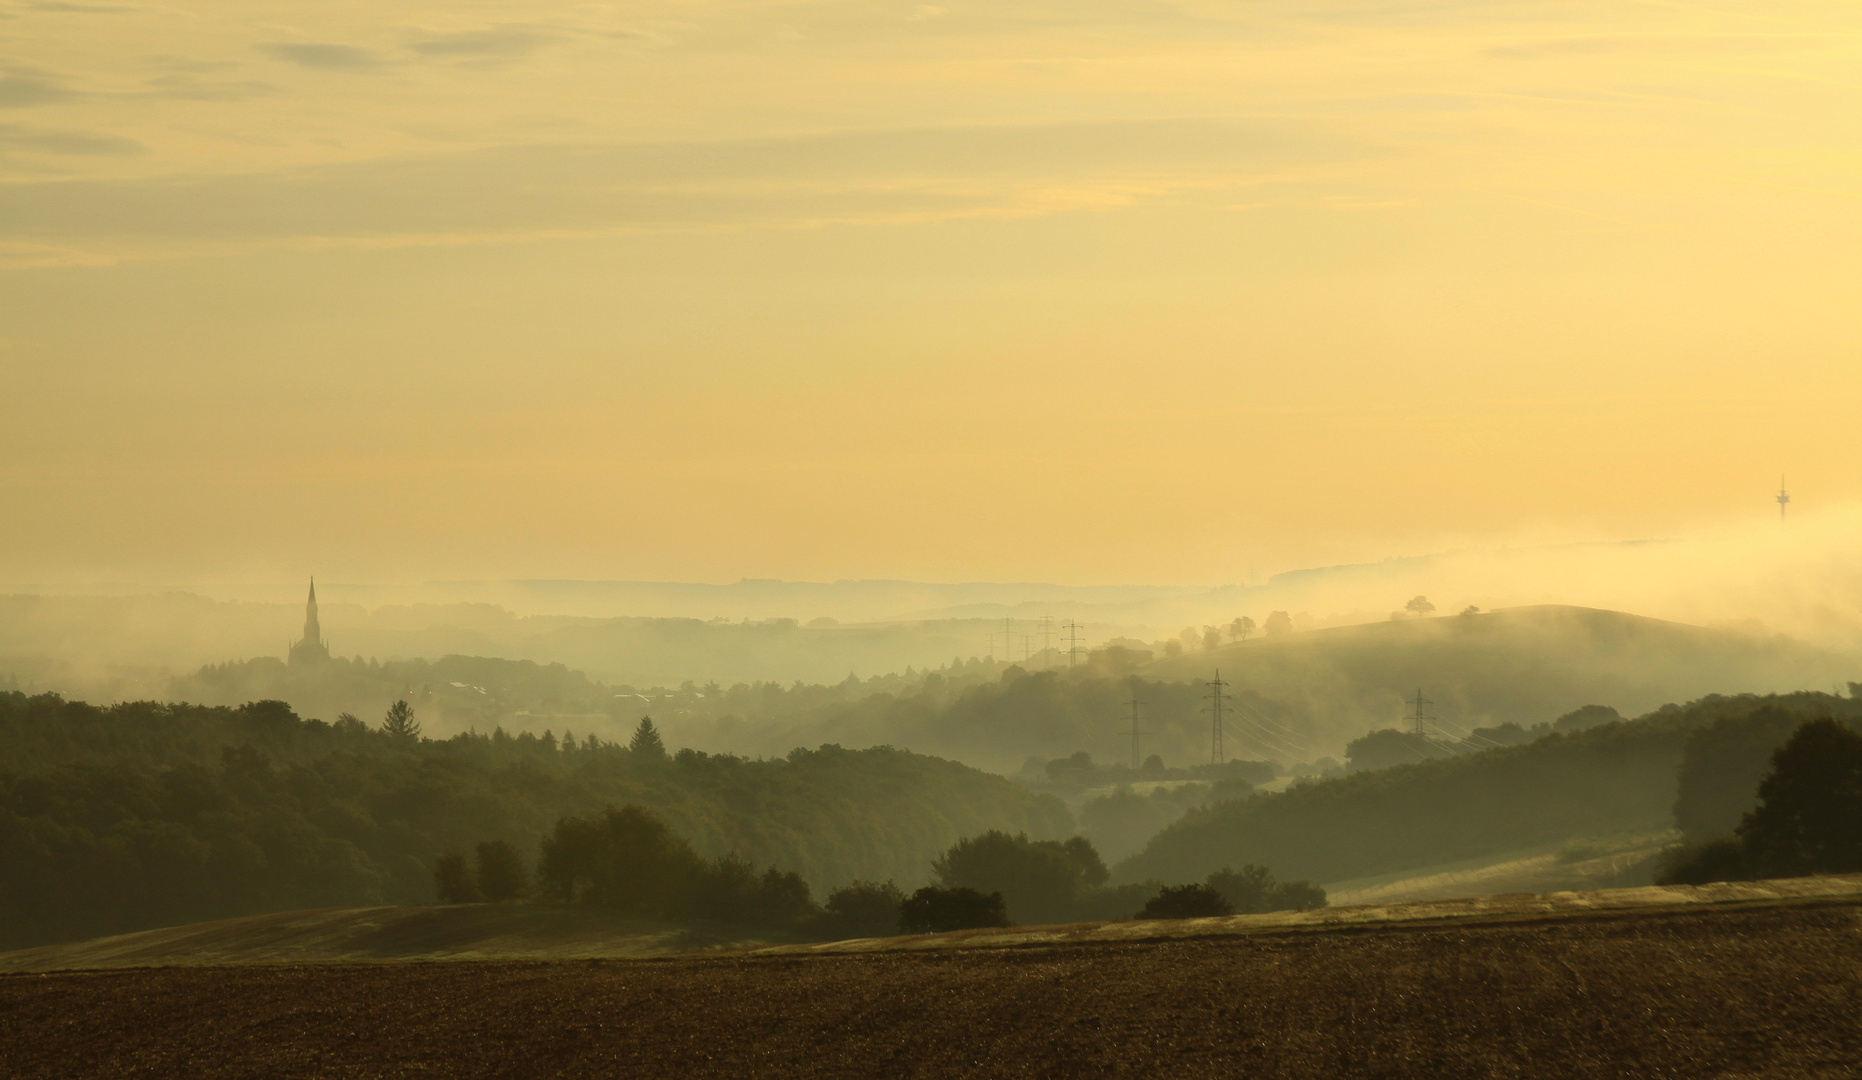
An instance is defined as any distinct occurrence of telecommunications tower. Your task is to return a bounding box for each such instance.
[1777,476,1790,523]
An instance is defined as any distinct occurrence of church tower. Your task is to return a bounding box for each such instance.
[289,578,332,665]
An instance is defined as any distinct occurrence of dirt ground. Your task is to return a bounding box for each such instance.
[4,900,1859,1079]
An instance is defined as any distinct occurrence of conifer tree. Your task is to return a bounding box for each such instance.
[629,716,667,759]
[381,700,420,741]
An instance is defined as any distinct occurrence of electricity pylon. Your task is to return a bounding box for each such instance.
[1405,689,1434,737]
[1205,670,1229,764]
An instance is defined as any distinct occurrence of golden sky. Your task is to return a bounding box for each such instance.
[2,0,1859,585]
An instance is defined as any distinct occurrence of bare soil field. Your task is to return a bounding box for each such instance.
[4,880,1860,1079]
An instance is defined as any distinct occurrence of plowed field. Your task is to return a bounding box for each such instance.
[5,899,1860,1079]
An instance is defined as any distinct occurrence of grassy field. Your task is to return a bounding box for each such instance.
[3,877,1859,1078]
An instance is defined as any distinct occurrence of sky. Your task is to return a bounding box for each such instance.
[3,0,1859,588]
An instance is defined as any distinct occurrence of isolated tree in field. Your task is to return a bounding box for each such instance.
[1405,595,1436,617]
[475,839,529,902]
[1228,616,1255,643]
[434,851,479,903]
[1202,626,1222,651]
[1263,611,1293,636]
[629,716,667,759]
[1139,883,1233,920]
[381,699,420,741]
[1163,639,1183,658]
[897,886,1009,933]
[1737,718,1862,877]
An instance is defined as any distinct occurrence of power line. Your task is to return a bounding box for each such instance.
[1038,616,1054,669]
[1230,707,1318,763]
[1234,700,1322,759]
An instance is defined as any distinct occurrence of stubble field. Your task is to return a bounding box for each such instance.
[4,897,1860,1079]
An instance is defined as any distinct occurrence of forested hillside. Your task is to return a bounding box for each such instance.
[1118,691,1862,887]
[1145,606,1856,753]
[0,692,1070,950]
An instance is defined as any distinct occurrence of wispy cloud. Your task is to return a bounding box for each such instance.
[24,1,136,11]
[0,123,142,155]
[405,26,559,61]
[1485,34,1794,60]
[256,42,385,71]
[0,68,76,107]
[143,72,277,101]
[0,119,1364,262]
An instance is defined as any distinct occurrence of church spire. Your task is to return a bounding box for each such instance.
[290,576,331,665]
[303,577,321,643]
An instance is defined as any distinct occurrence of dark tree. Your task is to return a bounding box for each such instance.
[1656,838,1749,886]
[897,886,1009,934]
[1345,728,1451,772]
[381,699,420,741]
[1139,883,1233,920]
[754,867,817,929]
[1553,704,1621,734]
[932,830,1106,925]
[1207,865,1328,914]
[434,851,479,903]
[1673,705,1828,840]
[537,805,702,912]
[819,881,905,939]
[628,716,667,759]
[474,839,529,902]
[1268,880,1329,911]
[1737,718,1862,877]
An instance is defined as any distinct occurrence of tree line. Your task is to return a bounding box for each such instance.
[1119,690,1862,887]
[433,806,1328,939]
[0,692,1070,950]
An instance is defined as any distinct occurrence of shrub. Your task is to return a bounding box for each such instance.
[898,886,1009,933]
[1138,883,1233,920]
